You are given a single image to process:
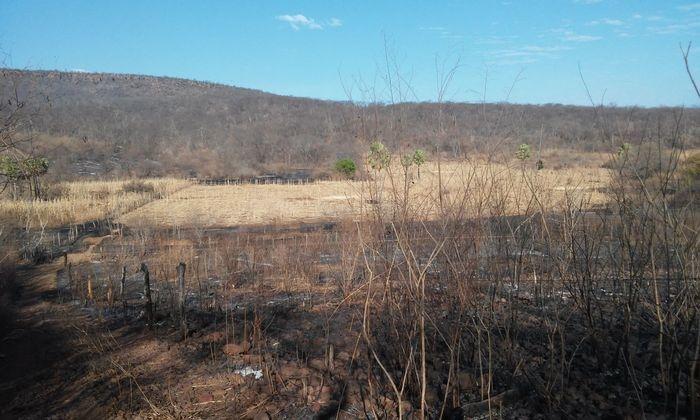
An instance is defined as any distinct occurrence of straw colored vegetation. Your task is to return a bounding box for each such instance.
[119,161,610,228]
[0,178,191,229]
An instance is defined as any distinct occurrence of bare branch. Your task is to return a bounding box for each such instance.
[680,41,700,99]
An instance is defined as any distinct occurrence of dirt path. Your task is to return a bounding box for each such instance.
[0,237,113,419]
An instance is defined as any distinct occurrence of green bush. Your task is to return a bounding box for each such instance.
[368,141,391,171]
[334,158,357,179]
[516,144,531,161]
[412,149,426,166]
[412,149,427,178]
[0,156,49,180]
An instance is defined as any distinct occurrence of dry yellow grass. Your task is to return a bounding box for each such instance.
[0,178,191,229]
[120,180,360,227]
[119,161,610,228]
[0,160,611,230]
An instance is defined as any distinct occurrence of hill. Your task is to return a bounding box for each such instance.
[1,69,698,179]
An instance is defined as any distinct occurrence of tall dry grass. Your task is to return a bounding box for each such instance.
[346,138,699,417]
[118,160,609,228]
[0,178,190,229]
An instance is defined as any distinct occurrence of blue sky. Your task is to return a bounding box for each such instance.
[1,1,699,106]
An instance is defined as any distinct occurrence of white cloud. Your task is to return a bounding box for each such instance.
[328,17,342,27]
[589,18,624,26]
[562,31,602,42]
[276,14,323,30]
[487,44,571,65]
[678,3,700,11]
[648,21,700,35]
[521,45,572,52]
[565,34,602,41]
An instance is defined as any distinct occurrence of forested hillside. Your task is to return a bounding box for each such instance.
[2,69,698,179]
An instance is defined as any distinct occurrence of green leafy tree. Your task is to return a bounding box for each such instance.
[367,141,391,172]
[516,143,531,161]
[0,156,50,199]
[412,149,426,178]
[0,156,22,181]
[334,158,357,179]
[400,154,413,183]
[23,157,50,177]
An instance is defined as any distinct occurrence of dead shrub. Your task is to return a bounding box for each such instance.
[121,180,155,195]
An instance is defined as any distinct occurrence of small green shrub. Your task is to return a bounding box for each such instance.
[334,158,357,179]
[516,144,531,161]
[412,149,427,178]
[368,141,391,172]
[412,149,426,166]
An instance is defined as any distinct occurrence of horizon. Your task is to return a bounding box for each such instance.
[5,66,700,110]
[1,1,700,107]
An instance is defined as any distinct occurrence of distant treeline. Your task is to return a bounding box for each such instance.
[2,69,699,179]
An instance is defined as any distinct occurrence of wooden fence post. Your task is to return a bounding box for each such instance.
[141,263,154,329]
[120,266,127,310]
[178,262,187,340]
[67,262,73,296]
[87,275,93,303]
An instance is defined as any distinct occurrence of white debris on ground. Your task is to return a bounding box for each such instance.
[234,367,263,380]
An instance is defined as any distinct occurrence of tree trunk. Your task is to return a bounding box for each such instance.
[178,262,187,340]
[141,263,154,329]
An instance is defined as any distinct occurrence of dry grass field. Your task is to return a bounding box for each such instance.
[0,178,190,229]
[119,160,610,228]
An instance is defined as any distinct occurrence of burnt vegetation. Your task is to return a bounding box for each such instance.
[0,66,698,419]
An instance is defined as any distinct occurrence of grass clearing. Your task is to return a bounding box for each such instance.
[119,161,610,227]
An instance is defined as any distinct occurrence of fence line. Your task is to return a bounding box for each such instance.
[192,176,320,186]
